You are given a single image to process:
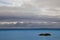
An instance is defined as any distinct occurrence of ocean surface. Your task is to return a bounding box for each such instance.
[0,29,60,40]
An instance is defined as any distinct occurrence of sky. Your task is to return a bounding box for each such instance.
[0,0,60,28]
[0,0,31,7]
[0,0,60,16]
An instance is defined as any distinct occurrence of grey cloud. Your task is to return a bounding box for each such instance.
[32,0,60,7]
[0,0,60,16]
[0,0,60,28]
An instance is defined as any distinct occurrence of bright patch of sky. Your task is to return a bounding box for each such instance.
[0,0,31,7]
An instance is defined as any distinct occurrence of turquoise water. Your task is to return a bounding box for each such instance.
[0,29,60,40]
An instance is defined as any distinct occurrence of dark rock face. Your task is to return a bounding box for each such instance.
[39,33,51,36]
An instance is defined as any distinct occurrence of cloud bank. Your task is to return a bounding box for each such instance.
[0,0,60,28]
